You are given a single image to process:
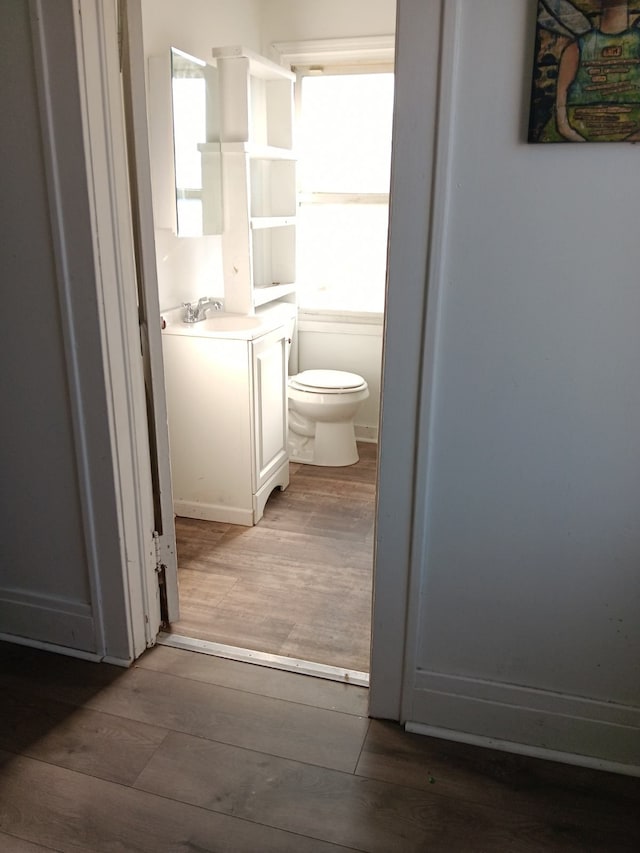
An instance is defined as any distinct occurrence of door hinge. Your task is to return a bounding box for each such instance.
[153,531,169,626]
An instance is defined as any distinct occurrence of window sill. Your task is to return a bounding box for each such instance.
[298,308,384,325]
[297,309,384,337]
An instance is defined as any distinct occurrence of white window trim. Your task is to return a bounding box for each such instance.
[299,192,389,205]
[272,35,395,69]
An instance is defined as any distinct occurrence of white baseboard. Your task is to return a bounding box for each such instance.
[0,632,132,668]
[410,669,640,770]
[0,589,95,652]
[406,721,640,778]
[0,632,97,661]
[101,655,133,667]
[355,424,378,443]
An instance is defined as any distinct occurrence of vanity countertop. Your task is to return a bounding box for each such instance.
[161,303,294,341]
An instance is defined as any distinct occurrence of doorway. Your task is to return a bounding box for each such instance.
[133,2,394,683]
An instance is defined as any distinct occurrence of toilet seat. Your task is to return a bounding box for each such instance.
[289,369,367,394]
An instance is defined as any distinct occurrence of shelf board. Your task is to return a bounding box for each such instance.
[250,215,296,230]
[253,282,297,307]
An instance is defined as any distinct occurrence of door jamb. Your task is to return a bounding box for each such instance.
[368,0,443,720]
[72,0,163,659]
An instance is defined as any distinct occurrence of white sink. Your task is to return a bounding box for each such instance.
[161,308,274,340]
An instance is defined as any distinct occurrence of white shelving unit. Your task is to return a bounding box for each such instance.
[213,46,297,314]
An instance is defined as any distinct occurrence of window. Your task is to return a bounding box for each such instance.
[296,70,394,315]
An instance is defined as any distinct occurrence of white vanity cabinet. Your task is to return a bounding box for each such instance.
[251,326,289,496]
[162,321,289,526]
[213,46,297,315]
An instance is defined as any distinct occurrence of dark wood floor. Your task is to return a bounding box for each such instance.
[170,443,377,672]
[0,641,639,852]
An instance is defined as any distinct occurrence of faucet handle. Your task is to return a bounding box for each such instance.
[197,297,223,313]
[182,302,197,323]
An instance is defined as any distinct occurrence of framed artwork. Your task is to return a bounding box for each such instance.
[529,1,640,142]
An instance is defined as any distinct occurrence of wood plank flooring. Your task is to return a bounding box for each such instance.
[1,640,639,852]
[170,443,377,672]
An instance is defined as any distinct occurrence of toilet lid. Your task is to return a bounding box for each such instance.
[289,369,366,393]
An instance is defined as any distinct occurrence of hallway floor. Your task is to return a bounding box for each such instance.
[0,641,638,851]
[169,443,377,673]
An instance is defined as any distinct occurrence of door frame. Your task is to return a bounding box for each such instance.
[120,0,180,622]
[367,0,441,720]
[75,0,425,718]
[71,0,166,659]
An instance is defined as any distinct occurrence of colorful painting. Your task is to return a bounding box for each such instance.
[529,1,640,142]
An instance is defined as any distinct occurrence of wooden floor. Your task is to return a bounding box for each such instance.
[170,443,377,672]
[0,641,639,852]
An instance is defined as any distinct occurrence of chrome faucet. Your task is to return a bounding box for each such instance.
[182,297,223,323]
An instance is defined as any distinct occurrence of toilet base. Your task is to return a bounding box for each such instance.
[288,421,360,467]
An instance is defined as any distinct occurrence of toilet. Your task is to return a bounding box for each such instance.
[287,369,369,467]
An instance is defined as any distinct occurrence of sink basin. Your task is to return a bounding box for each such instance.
[161,308,274,340]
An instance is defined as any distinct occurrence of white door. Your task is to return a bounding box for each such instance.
[120,0,179,623]
[252,328,289,490]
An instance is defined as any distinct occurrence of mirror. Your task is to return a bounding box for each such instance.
[170,47,222,236]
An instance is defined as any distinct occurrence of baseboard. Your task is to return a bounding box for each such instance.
[405,721,640,778]
[355,424,378,443]
[0,632,132,667]
[174,500,253,526]
[409,669,640,769]
[102,655,133,667]
[0,588,95,652]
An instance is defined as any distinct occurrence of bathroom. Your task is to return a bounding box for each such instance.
[140,0,395,678]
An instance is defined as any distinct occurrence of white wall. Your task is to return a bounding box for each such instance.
[0,1,129,659]
[260,0,396,56]
[386,0,640,768]
[141,0,262,59]
[2,2,88,608]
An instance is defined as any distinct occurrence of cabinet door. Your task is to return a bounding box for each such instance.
[252,327,288,490]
